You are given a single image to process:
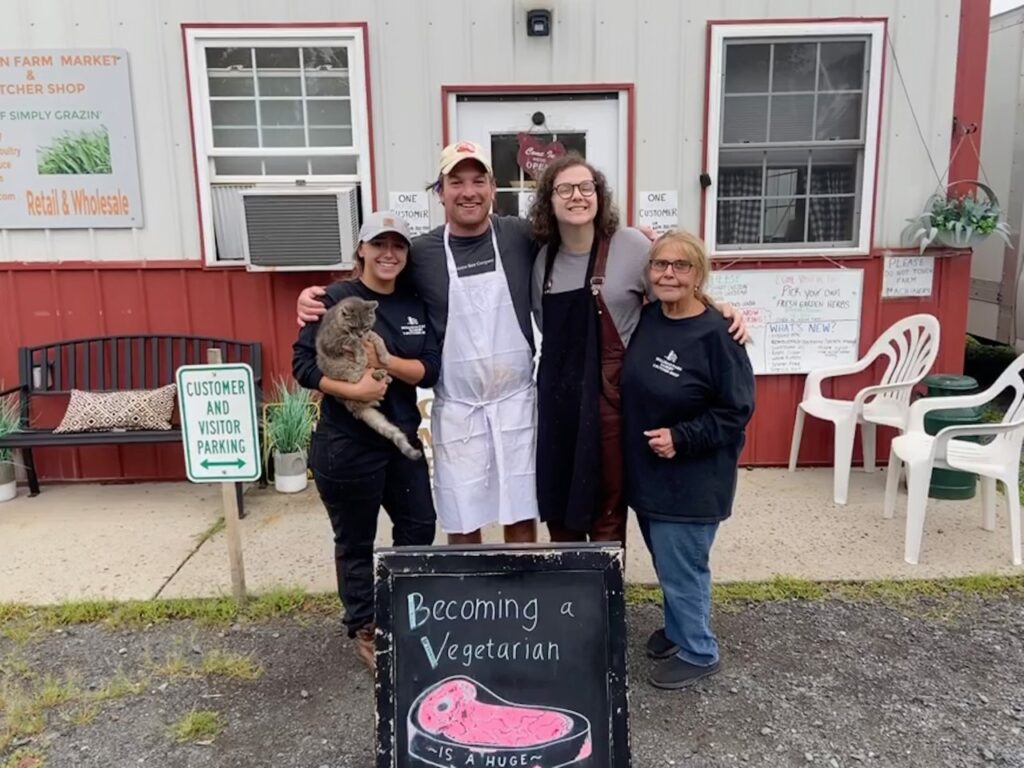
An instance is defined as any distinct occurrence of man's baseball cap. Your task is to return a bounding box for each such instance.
[437,140,493,176]
[358,210,412,246]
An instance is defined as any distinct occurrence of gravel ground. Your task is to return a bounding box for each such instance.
[2,594,1023,768]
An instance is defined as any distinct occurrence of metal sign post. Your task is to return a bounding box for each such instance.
[176,349,261,605]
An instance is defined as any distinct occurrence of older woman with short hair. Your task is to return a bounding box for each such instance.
[621,230,755,690]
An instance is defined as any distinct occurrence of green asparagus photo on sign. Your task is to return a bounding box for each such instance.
[36,126,113,175]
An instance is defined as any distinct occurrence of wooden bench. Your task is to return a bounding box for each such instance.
[0,335,264,497]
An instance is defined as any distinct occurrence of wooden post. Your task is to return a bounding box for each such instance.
[207,347,247,606]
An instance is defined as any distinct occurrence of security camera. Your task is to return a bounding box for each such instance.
[527,9,552,37]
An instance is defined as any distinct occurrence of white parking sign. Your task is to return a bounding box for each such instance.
[176,364,261,483]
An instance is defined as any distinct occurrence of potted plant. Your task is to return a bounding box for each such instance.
[0,394,20,502]
[906,181,1012,253]
[265,378,317,493]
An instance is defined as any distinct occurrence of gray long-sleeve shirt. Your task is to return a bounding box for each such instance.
[408,215,539,352]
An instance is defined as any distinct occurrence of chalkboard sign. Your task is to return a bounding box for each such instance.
[374,544,630,768]
[706,268,864,375]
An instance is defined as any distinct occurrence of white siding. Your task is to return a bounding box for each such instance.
[969,8,1024,343]
[0,0,962,262]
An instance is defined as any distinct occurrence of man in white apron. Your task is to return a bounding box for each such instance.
[428,142,539,544]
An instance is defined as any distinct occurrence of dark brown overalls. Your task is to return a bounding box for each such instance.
[536,235,628,545]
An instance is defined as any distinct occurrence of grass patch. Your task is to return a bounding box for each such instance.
[61,702,99,727]
[199,650,262,681]
[0,607,29,625]
[627,573,1024,610]
[0,623,42,646]
[147,646,262,682]
[151,650,191,680]
[90,670,144,702]
[34,674,81,709]
[171,708,225,744]
[0,748,46,768]
[0,667,146,752]
[0,655,33,684]
[0,587,340,636]
[0,672,83,750]
[0,696,45,751]
[104,598,239,629]
[2,575,1022,640]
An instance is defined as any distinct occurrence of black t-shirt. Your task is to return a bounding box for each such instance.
[621,303,755,523]
[292,280,440,471]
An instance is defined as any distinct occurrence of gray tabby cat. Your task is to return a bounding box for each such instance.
[315,296,423,461]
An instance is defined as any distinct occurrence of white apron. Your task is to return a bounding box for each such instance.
[431,224,539,534]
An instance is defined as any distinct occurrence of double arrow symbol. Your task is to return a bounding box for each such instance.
[200,458,245,469]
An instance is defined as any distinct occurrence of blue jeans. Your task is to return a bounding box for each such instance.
[639,516,720,667]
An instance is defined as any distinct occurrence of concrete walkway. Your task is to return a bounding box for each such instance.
[0,467,1020,605]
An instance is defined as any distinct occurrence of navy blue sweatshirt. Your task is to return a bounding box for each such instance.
[292,280,440,467]
[622,303,755,523]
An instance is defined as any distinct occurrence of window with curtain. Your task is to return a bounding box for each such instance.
[714,37,870,251]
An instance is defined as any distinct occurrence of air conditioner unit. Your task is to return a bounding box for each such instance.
[238,186,360,271]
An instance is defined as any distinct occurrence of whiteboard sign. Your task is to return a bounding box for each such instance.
[882,255,934,297]
[637,190,678,233]
[388,191,431,237]
[706,269,864,375]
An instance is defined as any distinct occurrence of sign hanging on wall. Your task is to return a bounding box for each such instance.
[516,133,566,180]
[0,48,143,229]
[374,544,631,768]
[637,190,679,234]
[706,268,864,375]
[882,254,934,298]
[389,191,432,238]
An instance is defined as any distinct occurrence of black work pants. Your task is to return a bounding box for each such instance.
[310,433,436,636]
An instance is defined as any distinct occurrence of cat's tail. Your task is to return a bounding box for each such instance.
[353,406,423,461]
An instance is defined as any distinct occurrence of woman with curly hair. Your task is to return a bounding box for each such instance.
[528,154,747,545]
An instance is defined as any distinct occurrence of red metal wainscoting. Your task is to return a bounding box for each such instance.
[0,265,338,483]
[1,249,970,482]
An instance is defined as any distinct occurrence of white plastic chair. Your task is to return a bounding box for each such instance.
[789,314,941,505]
[884,353,1024,565]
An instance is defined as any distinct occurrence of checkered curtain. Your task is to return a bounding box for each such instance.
[808,168,853,242]
[717,168,762,244]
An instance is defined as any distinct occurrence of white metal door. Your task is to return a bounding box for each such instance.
[448,93,628,217]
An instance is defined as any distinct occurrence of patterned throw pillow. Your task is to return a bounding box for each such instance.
[53,384,178,433]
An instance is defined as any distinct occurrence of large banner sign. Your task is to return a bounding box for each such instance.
[0,49,143,228]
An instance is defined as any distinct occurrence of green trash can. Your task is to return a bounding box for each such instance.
[919,374,983,500]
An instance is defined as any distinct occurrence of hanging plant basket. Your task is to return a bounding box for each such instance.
[905,180,1012,253]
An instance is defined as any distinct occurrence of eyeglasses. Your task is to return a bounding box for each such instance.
[553,180,597,199]
[649,259,695,274]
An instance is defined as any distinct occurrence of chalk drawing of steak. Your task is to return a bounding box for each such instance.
[409,676,592,767]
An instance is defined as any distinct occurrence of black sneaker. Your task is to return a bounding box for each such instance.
[648,655,721,690]
[645,628,680,660]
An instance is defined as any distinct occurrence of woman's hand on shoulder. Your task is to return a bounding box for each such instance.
[718,303,750,344]
[297,285,329,327]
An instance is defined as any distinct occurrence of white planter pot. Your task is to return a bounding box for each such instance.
[0,461,16,502]
[274,450,308,493]
[933,229,990,250]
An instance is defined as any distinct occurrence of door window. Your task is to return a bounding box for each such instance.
[489,132,586,216]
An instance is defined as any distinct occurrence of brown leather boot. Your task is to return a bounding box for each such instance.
[354,624,375,672]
